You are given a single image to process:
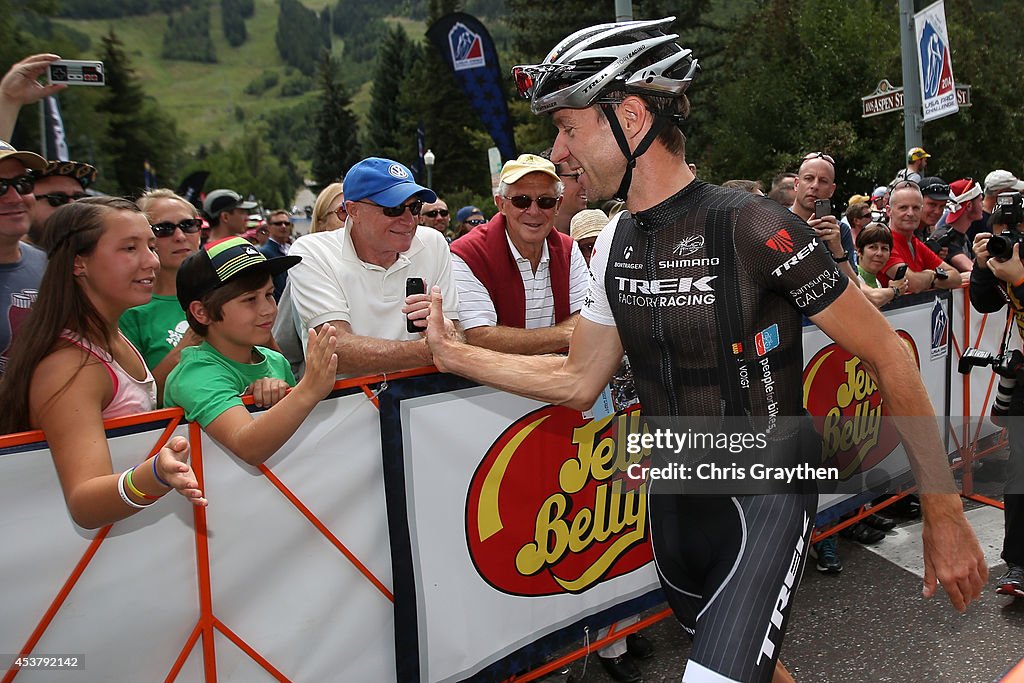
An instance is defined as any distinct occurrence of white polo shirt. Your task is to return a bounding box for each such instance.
[287,225,460,344]
[452,231,590,330]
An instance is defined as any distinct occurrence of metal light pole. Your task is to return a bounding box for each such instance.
[899,0,924,153]
[424,149,436,188]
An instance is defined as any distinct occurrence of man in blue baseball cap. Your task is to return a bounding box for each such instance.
[283,157,460,377]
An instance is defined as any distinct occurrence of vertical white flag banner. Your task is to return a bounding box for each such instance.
[43,96,70,161]
[915,0,959,122]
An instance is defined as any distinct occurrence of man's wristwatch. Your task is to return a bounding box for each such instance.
[934,266,949,282]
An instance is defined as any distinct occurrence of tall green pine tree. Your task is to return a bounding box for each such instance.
[365,25,420,161]
[97,29,183,196]
[311,54,362,191]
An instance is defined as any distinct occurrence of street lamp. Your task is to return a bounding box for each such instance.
[424,149,435,188]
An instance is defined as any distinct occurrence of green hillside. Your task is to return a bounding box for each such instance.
[53,0,426,150]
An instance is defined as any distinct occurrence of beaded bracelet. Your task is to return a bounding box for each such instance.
[117,469,152,509]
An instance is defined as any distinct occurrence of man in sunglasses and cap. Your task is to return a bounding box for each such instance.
[450,153,589,355]
[0,140,46,373]
[286,156,459,377]
[27,159,96,247]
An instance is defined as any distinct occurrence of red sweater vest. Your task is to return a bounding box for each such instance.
[450,214,573,328]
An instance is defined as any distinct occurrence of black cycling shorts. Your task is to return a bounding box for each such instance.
[648,485,817,682]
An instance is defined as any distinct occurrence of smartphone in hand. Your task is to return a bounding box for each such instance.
[894,264,908,280]
[406,277,426,333]
[814,198,832,219]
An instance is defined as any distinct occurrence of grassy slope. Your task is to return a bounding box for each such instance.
[53,0,425,150]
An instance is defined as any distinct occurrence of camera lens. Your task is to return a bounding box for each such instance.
[988,234,1012,260]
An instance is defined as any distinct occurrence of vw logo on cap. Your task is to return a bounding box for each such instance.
[388,164,409,179]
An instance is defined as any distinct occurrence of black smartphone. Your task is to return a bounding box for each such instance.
[814,198,831,219]
[406,277,425,333]
[894,264,908,280]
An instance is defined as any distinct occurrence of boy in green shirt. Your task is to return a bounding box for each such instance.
[165,236,338,465]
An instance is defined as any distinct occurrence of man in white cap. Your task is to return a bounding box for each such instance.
[569,208,608,267]
[449,153,589,355]
[286,156,459,377]
[203,189,257,241]
[0,140,46,372]
[972,170,1024,242]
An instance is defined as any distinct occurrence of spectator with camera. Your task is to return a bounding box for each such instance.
[789,152,859,281]
[880,180,963,291]
[971,171,1024,243]
[928,178,980,273]
[967,197,1024,599]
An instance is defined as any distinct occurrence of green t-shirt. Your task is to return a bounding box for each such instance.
[858,266,880,289]
[164,341,296,427]
[120,295,188,370]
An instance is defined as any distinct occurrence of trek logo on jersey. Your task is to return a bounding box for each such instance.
[770,239,819,278]
[754,324,780,356]
[615,275,717,307]
[671,235,704,257]
[465,406,652,596]
[623,245,634,260]
[765,229,795,253]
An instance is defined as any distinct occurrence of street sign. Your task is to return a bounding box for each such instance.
[861,79,970,118]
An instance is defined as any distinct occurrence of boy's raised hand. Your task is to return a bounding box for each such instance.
[298,324,338,400]
[155,436,207,507]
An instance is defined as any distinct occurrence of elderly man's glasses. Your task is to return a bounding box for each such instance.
[35,191,88,207]
[504,195,559,210]
[356,199,422,217]
[151,218,203,237]
[422,209,449,218]
[0,175,35,196]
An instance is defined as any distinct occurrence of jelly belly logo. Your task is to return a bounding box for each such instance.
[449,22,485,71]
[919,20,953,99]
[802,331,919,478]
[466,406,651,596]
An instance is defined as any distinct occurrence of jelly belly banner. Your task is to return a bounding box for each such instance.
[805,292,952,521]
[381,378,663,683]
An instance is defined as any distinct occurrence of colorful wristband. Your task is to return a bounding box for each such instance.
[124,466,161,501]
[152,456,172,489]
[117,470,152,509]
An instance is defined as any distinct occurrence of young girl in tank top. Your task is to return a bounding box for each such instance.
[0,197,206,528]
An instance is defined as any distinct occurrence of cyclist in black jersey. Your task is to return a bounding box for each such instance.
[423,17,986,683]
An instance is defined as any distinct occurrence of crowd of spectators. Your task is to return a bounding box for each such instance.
[2,48,1022,682]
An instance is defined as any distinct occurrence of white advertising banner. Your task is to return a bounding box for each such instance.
[915,0,959,122]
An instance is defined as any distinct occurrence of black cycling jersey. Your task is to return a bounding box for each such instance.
[582,181,849,682]
[590,180,847,422]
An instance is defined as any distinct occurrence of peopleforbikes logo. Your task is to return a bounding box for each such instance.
[465,406,652,596]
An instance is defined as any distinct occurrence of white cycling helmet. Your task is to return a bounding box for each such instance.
[512,17,699,115]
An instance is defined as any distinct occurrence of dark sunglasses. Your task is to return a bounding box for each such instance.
[921,183,951,196]
[466,218,487,226]
[802,151,835,166]
[504,195,559,210]
[356,199,422,217]
[269,220,292,227]
[151,218,203,237]
[35,191,88,207]
[0,174,35,196]
[422,209,450,218]
[890,179,920,191]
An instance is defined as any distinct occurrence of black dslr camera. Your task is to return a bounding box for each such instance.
[986,192,1024,261]
[959,347,1024,379]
